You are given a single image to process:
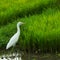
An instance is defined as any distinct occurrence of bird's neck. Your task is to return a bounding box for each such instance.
[17,25,20,33]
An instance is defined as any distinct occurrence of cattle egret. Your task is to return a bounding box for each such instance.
[6,22,24,49]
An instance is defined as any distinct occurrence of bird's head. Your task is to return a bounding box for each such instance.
[17,22,24,26]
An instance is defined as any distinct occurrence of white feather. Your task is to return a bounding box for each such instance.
[6,22,24,49]
[6,32,20,49]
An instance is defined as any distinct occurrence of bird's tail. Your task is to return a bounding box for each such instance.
[6,45,8,49]
[6,43,10,49]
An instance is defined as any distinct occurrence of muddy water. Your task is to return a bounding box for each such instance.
[0,53,60,60]
[22,54,60,60]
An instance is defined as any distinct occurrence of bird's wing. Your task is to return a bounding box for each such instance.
[6,32,20,49]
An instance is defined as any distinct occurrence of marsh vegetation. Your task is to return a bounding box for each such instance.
[0,0,60,59]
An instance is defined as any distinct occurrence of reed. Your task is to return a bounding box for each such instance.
[0,0,57,26]
[0,8,60,53]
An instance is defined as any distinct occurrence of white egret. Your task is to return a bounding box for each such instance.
[6,22,24,49]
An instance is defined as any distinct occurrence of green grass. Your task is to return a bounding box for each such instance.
[0,0,60,53]
[0,0,57,26]
[0,7,60,53]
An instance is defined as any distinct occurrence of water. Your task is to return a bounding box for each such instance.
[0,53,60,60]
[22,54,60,60]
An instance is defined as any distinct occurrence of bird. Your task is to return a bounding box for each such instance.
[6,22,24,49]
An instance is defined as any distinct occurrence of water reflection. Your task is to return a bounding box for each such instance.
[22,54,60,60]
[0,53,60,60]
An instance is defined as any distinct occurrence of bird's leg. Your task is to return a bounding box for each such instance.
[12,46,18,58]
[11,47,14,53]
[15,47,18,57]
[13,44,18,53]
[10,47,15,58]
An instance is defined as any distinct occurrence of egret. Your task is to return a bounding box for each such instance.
[6,22,24,49]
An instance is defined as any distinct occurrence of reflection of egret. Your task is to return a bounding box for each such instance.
[8,58,11,60]
[6,22,24,49]
[2,58,7,60]
[1,55,7,60]
[14,53,19,60]
[0,58,2,60]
